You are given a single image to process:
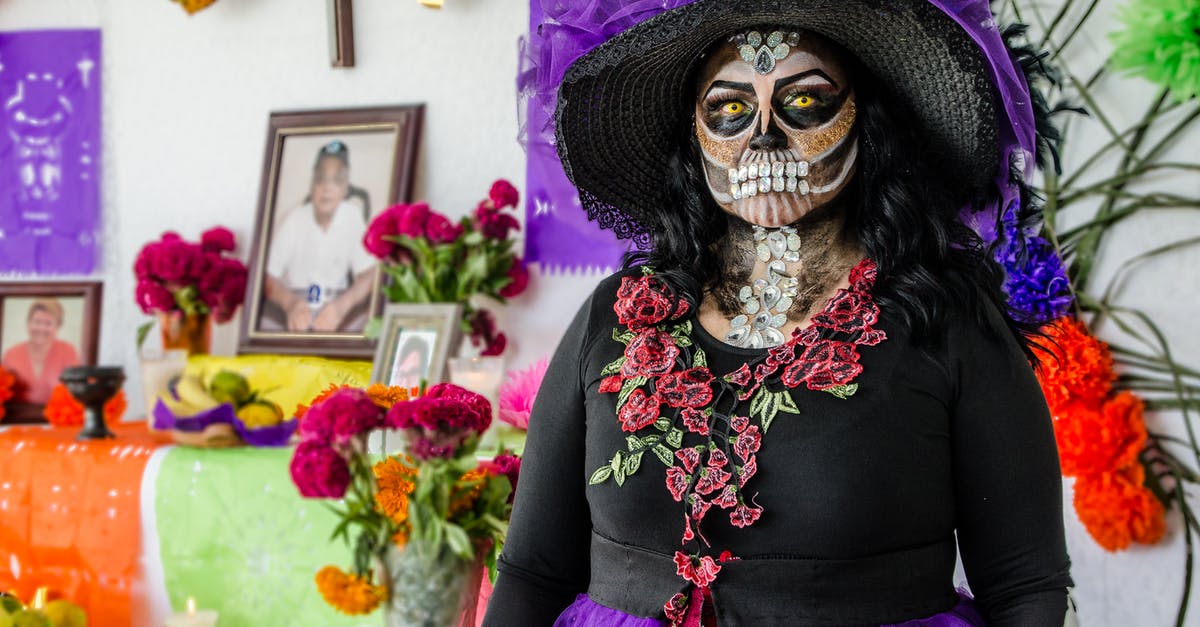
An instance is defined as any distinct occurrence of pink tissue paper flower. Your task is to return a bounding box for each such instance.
[498,357,548,430]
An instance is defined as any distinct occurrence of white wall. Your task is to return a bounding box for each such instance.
[2,1,1198,625]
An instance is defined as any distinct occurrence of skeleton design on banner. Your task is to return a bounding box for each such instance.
[0,30,101,275]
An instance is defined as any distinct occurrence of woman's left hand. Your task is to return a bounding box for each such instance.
[312,302,343,332]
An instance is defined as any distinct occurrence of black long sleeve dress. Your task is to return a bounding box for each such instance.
[485,260,1073,626]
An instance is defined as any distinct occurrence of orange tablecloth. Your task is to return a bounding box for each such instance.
[0,423,170,624]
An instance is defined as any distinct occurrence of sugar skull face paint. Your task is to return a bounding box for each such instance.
[695,31,858,227]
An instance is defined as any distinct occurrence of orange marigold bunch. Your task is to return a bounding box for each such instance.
[448,468,489,518]
[365,384,409,409]
[374,456,418,524]
[1033,317,1116,414]
[314,565,387,615]
[0,366,14,421]
[1074,465,1167,551]
[296,383,350,419]
[43,384,127,427]
[1054,392,1147,477]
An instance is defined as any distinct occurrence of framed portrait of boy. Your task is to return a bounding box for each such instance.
[371,303,462,391]
[0,281,102,423]
[239,105,424,359]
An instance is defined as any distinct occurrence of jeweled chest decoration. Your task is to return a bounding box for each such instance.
[726,225,801,349]
[730,30,802,75]
[592,262,887,625]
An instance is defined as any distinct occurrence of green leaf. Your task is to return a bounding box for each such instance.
[626,435,641,451]
[674,335,693,348]
[653,444,675,466]
[610,451,624,472]
[601,356,627,377]
[639,435,661,446]
[693,348,708,369]
[653,417,671,432]
[136,321,154,351]
[612,452,627,486]
[749,386,770,417]
[666,428,684,448]
[612,328,636,344]
[589,465,613,485]
[616,376,648,411]
[623,451,644,476]
[823,383,858,399]
[777,392,800,414]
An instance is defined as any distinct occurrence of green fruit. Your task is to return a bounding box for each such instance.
[43,600,86,627]
[0,608,12,627]
[237,400,284,429]
[9,609,49,627]
[209,370,251,406]
[0,593,20,615]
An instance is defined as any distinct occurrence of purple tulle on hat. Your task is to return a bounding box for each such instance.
[552,591,986,626]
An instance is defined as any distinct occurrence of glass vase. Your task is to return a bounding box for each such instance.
[159,311,212,355]
[383,541,482,627]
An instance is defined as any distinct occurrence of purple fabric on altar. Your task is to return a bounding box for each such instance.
[0,30,102,275]
[553,591,985,626]
[521,1,699,272]
[152,399,299,447]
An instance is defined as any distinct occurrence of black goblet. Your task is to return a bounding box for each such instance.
[59,366,125,440]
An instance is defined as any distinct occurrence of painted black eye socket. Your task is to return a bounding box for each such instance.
[775,90,848,129]
[702,99,756,136]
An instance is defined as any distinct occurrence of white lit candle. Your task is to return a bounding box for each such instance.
[164,596,219,627]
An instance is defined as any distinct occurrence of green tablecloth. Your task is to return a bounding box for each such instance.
[155,446,376,627]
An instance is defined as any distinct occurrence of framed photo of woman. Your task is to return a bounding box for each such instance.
[239,105,424,359]
[0,281,102,423]
[371,303,462,391]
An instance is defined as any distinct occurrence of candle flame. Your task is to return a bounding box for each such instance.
[187,596,196,615]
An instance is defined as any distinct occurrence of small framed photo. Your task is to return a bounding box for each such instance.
[371,303,462,389]
[239,105,424,359]
[0,281,103,423]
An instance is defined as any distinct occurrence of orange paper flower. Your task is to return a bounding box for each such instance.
[0,366,14,421]
[1033,317,1116,414]
[42,384,127,427]
[314,565,387,615]
[1054,392,1147,477]
[296,383,350,420]
[365,384,409,410]
[1074,465,1167,552]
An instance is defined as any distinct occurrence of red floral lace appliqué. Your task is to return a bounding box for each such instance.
[593,261,886,625]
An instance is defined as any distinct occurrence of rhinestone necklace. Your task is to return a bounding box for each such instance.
[725,226,801,348]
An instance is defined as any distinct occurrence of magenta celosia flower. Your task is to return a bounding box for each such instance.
[488,179,520,209]
[290,441,351,498]
[498,357,547,429]
[386,384,492,460]
[300,388,384,445]
[424,212,463,244]
[136,279,176,314]
[363,208,400,259]
[200,227,236,253]
[475,207,521,241]
[484,452,522,500]
[499,259,529,299]
[396,202,432,238]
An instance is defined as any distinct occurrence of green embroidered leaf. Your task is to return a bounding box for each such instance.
[589,465,613,485]
[639,435,661,446]
[693,348,708,369]
[749,386,770,418]
[626,435,641,451]
[777,391,801,414]
[616,376,648,411]
[653,444,675,467]
[823,383,859,399]
[666,427,684,448]
[674,335,694,348]
[624,451,644,476]
[641,266,655,276]
[612,328,636,345]
[612,452,626,486]
[761,390,796,434]
[601,356,627,376]
[653,417,671,432]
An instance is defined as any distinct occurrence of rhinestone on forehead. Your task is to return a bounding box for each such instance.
[729,30,802,75]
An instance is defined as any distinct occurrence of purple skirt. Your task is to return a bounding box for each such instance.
[552,591,985,626]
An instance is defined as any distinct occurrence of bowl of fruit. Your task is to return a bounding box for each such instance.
[0,589,86,627]
[151,369,296,447]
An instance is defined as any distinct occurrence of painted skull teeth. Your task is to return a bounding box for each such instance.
[728,160,811,200]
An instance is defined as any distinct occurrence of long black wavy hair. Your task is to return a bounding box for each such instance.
[626,28,1060,362]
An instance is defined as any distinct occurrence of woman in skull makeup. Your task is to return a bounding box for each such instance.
[486,1,1075,626]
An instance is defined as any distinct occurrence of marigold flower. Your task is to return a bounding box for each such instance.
[1053,392,1147,477]
[43,384,127,427]
[1074,465,1167,552]
[314,565,387,615]
[374,457,418,524]
[392,525,410,549]
[1032,317,1116,414]
[448,468,489,518]
[365,383,409,409]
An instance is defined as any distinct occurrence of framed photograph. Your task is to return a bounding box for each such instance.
[371,303,462,389]
[239,105,424,358]
[0,281,102,423]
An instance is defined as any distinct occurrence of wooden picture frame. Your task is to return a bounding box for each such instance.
[371,303,462,389]
[239,105,424,359]
[0,281,103,424]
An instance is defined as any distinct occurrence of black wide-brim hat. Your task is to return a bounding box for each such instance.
[555,0,1003,241]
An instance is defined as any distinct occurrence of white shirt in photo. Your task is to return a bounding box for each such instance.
[266,201,377,297]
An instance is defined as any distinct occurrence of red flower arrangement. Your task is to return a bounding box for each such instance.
[134,228,249,324]
[363,180,529,356]
[1033,315,1165,551]
[43,384,127,427]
